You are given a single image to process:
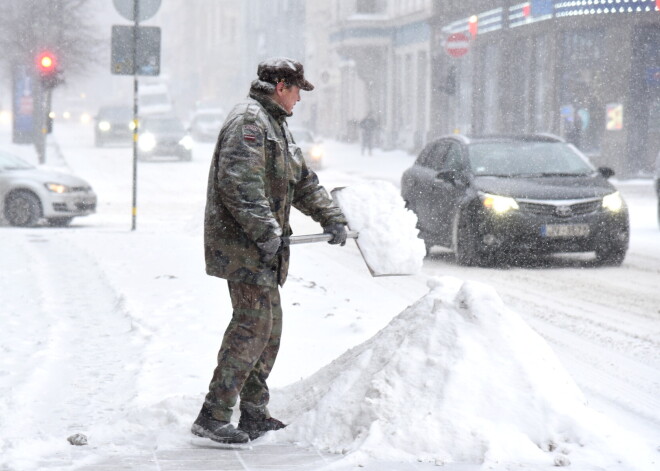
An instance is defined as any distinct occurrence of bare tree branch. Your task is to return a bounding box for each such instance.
[0,0,103,85]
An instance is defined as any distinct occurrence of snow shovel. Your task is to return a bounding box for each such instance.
[283,229,391,277]
[282,185,425,277]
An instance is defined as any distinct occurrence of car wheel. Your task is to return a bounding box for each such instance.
[5,191,41,227]
[455,215,484,266]
[595,243,627,266]
[47,217,73,227]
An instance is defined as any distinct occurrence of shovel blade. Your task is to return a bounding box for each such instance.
[333,186,421,276]
[287,184,424,277]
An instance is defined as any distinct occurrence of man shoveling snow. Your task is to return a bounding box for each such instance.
[195,57,348,444]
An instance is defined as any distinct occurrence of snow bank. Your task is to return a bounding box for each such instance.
[271,277,654,469]
[333,180,425,276]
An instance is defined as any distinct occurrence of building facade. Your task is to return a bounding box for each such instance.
[431,0,659,176]
[155,0,657,175]
[303,0,435,150]
[159,0,247,117]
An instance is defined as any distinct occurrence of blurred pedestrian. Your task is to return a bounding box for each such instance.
[192,57,348,444]
[359,112,378,155]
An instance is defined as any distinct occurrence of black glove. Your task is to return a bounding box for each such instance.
[256,237,282,263]
[323,223,347,246]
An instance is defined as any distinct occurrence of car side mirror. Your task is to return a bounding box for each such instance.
[436,169,458,183]
[598,167,615,179]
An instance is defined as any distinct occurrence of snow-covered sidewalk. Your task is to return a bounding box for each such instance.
[1,123,658,471]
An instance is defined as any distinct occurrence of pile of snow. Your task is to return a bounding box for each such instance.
[333,180,425,276]
[270,277,654,469]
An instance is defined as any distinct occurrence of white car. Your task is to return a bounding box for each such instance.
[138,83,173,115]
[0,151,97,227]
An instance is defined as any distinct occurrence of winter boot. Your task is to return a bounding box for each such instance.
[191,406,249,444]
[238,405,286,440]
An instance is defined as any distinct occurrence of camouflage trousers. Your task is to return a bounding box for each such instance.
[203,280,282,422]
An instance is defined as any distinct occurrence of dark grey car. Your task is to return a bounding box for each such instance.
[401,134,629,266]
[94,106,133,147]
[137,115,193,161]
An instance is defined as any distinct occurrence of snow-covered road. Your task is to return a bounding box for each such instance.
[1,122,658,470]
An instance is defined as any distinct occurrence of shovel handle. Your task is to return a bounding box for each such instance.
[284,230,358,246]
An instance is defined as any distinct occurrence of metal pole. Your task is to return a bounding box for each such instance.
[131,0,139,231]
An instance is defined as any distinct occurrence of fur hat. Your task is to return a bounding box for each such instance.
[256,57,314,91]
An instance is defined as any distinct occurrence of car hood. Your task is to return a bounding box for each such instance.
[7,168,92,187]
[473,174,617,200]
[145,131,185,140]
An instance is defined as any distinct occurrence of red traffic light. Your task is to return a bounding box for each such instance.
[36,51,57,74]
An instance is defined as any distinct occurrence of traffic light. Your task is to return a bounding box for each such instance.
[35,51,62,89]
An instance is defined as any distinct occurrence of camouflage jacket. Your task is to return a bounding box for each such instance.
[204,89,346,287]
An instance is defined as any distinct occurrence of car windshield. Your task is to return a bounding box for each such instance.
[99,107,132,120]
[468,141,595,177]
[290,129,314,143]
[140,94,170,107]
[142,118,185,133]
[0,151,34,171]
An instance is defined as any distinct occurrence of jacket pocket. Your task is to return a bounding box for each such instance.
[287,142,303,182]
[266,135,288,180]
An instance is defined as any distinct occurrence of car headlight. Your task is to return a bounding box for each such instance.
[138,132,157,151]
[179,135,194,150]
[481,193,519,214]
[310,145,324,160]
[602,191,623,212]
[45,182,71,193]
[98,120,111,132]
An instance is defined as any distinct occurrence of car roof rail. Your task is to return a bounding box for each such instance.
[431,133,470,145]
[532,132,564,142]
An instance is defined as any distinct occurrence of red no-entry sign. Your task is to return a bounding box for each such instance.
[445,32,470,58]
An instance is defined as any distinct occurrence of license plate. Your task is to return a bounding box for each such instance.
[541,224,590,238]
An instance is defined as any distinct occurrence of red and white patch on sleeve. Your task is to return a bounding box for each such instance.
[243,124,260,142]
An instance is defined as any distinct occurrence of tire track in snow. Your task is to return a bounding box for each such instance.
[0,230,146,466]
[423,256,660,443]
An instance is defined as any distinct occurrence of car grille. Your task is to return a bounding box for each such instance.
[518,198,602,218]
[158,139,180,147]
[71,186,92,192]
[76,201,96,211]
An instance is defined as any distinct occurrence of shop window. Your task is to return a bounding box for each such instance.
[482,42,500,133]
[559,30,606,153]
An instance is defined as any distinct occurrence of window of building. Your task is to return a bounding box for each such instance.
[533,34,553,132]
[482,42,500,133]
[559,29,606,152]
[508,36,533,132]
[356,0,378,14]
[454,44,474,134]
[416,50,428,148]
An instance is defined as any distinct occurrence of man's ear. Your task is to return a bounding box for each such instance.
[275,81,287,95]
